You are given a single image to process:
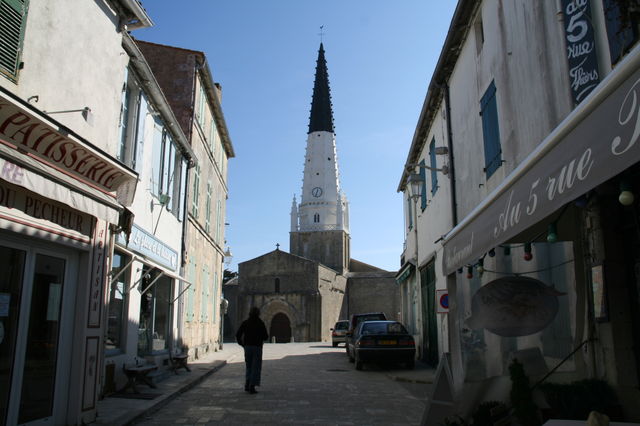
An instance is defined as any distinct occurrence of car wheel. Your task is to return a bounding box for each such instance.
[355,355,363,371]
[406,359,415,370]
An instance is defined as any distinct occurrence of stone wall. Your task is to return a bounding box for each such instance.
[342,272,400,322]
[290,230,349,274]
[318,266,347,342]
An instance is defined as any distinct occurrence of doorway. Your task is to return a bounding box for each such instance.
[420,262,439,366]
[270,313,292,343]
[0,236,77,425]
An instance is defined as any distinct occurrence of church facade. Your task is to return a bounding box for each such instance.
[231,43,398,344]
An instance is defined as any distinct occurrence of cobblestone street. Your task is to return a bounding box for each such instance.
[133,343,428,425]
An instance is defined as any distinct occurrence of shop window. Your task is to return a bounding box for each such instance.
[0,0,29,82]
[117,67,145,171]
[106,251,130,352]
[419,159,427,211]
[138,268,172,355]
[429,138,439,196]
[603,0,640,65]
[480,80,502,178]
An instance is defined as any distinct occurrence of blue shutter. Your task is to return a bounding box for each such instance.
[429,138,438,195]
[419,159,427,211]
[186,260,196,322]
[480,81,502,178]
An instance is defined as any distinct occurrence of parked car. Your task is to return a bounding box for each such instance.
[331,320,349,347]
[347,320,415,370]
[345,312,387,356]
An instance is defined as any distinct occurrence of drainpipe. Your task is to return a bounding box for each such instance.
[443,83,458,226]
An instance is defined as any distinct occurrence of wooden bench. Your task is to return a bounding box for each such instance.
[122,364,157,393]
[169,351,190,374]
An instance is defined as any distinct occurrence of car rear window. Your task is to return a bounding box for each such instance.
[361,322,408,335]
[335,322,348,330]
[354,314,385,327]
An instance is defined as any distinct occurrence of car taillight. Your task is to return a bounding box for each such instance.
[332,331,337,337]
[399,339,415,346]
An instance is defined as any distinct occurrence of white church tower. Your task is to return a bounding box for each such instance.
[290,43,350,274]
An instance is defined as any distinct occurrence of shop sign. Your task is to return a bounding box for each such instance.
[0,176,92,242]
[117,224,178,271]
[0,93,137,205]
[443,59,640,275]
[562,0,600,104]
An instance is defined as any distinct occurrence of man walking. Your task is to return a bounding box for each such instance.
[235,307,269,394]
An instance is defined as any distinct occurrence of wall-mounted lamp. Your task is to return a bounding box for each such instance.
[223,247,233,268]
[44,106,94,125]
[407,173,425,200]
[619,180,635,206]
[406,162,450,177]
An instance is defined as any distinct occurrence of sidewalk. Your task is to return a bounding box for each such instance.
[93,343,435,425]
[94,344,244,425]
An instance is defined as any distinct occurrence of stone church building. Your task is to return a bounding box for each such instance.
[226,43,398,343]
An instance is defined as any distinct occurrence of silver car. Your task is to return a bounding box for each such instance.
[331,320,349,347]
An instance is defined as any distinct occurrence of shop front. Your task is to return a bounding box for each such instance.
[441,45,640,417]
[0,88,136,424]
[104,223,192,393]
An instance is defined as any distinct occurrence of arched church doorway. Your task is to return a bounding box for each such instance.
[270,313,292,343]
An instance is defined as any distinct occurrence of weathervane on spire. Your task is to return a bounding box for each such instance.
[319,25,324,43]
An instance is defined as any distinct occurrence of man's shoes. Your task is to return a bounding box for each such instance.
[249,385,258,394]
[244,381,250,392]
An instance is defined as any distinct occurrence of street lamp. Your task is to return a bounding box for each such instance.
[223,247,233,268]
[405,172,425,358]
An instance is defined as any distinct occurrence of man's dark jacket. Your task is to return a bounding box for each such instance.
[236,316,268,347]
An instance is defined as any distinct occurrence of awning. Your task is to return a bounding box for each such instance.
[442,44,640,275]
[0,88,137,206]
[112,246,193,304]
[0,142,122,223]
[395,262,415,284]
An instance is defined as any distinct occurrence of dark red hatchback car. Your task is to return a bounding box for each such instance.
[348,320,415,370]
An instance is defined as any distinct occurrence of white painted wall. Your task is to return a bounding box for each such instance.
[0,0,127,156]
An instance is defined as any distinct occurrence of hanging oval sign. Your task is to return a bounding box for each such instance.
[465,276,566,337]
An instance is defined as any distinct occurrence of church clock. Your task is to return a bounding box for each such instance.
[312,187,323,197]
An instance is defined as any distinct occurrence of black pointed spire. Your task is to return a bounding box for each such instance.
[308,43,334,134]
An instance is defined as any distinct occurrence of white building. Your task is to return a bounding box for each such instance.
[400,0,640,422]
[0,1,148,424]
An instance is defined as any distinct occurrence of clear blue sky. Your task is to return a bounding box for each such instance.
[136,1,457,272]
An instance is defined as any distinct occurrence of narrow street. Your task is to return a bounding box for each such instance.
[133,343,429,425]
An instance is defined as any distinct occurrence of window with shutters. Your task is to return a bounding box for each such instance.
[196,85,206,128]
[209,117,218,155]
[201,265,209,322]
[151,117,185,218]
[186,259,196,322]
[205,182,212,233]
[419,159,427,211]
[0,0,29,81]
[603,0,640,65]
[191,164,200,218]
[429,138,439,196]
[480,80,502,178]
[118,67,145,171]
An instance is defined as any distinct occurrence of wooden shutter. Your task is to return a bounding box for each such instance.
[480,81,502,178]
[419,159,427,211]
[429,138,438,195]
[0,0,27,79]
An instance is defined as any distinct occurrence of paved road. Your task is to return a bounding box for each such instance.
[134,343,428,425]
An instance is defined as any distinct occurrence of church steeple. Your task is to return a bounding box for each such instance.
[290,42,350,274]
[308,43,334,134]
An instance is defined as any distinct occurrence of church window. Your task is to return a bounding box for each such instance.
[275,278,280,293]
[314,213,320,223]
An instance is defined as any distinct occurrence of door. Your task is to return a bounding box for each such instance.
[0,235,77,425]
[420,262,439,366]
[270,313,291,343]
